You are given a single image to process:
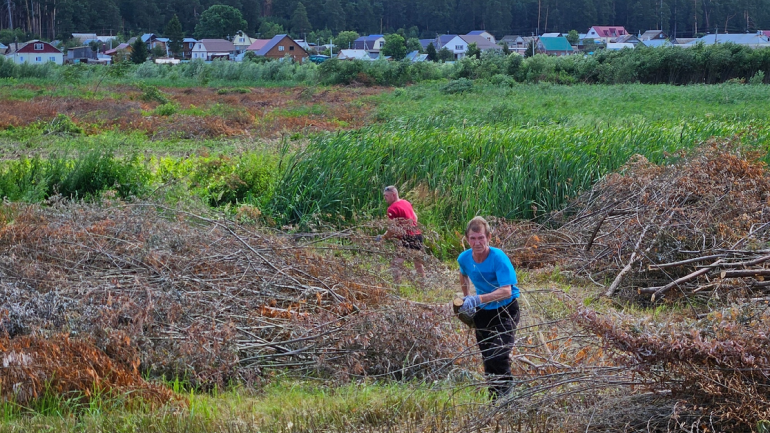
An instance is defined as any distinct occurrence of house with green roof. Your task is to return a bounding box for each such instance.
[537,36,575,56]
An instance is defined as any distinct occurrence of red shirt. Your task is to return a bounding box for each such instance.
[387,199,421,236]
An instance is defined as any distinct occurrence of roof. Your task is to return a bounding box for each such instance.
[615,34,640,43]
[0,43,7,50]
[141,34,156,43]
[467,30,491,36]
[459,34,500,50]
[405,50,428,62]
[183,38,197,43]
[541,32,562,37]
[103,43,130,55]
[641,39,671,48]
[538,36,574,51]
[500,35,523,43]
[671,37,696,44]
[246,39,271,51]
[763,31,770,38]
[640,30,666,40]
[337,49,375,60]
[198,39,236,52]
[589,26,628,37]
[256,34,301,56]
[419,39,434,50]
[686,33,770,46]
[606,42,635,50]
[355,34,384,42]
[436,34,458,48]
[72,33,97,42]
[6,40,61,55]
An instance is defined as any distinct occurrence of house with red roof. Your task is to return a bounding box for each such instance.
[4,40,63,65]
[586,26,628,43]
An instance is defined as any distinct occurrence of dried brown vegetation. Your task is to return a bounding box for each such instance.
[0,86,384,139]
[497,141,770,430]
[0,201,464,397]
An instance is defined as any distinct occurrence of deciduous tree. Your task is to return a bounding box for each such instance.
[194,5,248,40]
[381,33,406,59]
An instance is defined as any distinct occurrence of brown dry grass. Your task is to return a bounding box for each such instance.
[0,86,385,139]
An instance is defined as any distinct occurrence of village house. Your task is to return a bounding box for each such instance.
[104,43,131,58]
[352,35,385,52]
[253,34,308,62]
[685,32,770,48]
[192,39,236,60]
[4,40,63,65]
[536,36,574,56]
[66,46,97,63]
[466,30,495,44]
[232,31,255,55]
[640,30,667,41]
[181,38,197,59]
[336,49,377,60]
[586,26,628,43]
[0,43,7,54]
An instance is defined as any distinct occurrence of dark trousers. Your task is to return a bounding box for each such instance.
[473,299,520,399]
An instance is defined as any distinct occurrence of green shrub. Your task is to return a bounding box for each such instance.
[153,102,178,116]
[750,70,766,85]
[44,114,82,135]
[441,78,474,94]
[137,83,169,104]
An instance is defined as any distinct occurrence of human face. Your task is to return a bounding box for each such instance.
[383,190,397,205]
[467,230,490,256]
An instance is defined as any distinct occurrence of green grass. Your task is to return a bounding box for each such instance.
[0,379,487,433]
[268,82,770,256]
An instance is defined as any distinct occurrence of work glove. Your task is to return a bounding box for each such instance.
[375,235,383,242]
[459,295,480,316]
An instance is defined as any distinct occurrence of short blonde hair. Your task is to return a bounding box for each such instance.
[383,185,398,195]
[465,216,490,237]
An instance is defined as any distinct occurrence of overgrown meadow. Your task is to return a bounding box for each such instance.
[2,69,770,432]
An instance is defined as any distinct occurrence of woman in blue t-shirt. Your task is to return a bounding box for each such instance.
[457,216,521,399]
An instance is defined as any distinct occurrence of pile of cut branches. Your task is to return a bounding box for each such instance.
[502,140,770,302]
[0,201,463,391]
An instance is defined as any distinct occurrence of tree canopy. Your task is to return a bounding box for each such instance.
[381,33,406,59]
[193,5,247,40]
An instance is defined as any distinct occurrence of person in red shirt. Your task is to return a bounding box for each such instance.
[379,185,426,282]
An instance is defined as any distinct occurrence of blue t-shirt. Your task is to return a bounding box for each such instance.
[457,247,519,310]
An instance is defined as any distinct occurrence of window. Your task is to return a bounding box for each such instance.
[456,45,464,50]
[34,43,44,50]
[189,42,194,49]
[278,46,285,51]
[239,38,244,43]
[49,56,55,62]
[35,56,42,62]
[19,56,24,62]
[289,45,294,51]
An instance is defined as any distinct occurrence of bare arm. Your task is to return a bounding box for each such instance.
[460,273,471,296]
[460,274,512,304]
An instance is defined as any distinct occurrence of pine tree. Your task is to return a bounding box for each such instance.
[130,38,148,64]
[426,42,437,61]
[324,0,346,33]
[291,2,312,37]
[165,15,184,58]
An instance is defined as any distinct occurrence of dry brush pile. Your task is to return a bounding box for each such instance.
[0,201,464,404]
[498,140,770,429]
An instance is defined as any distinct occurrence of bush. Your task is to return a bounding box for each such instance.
[440,78,474,94]
[750,70,766,85]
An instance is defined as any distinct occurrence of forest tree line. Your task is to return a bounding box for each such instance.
[1,0,769,44]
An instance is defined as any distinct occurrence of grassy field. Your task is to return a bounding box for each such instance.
[1,80,769,431]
